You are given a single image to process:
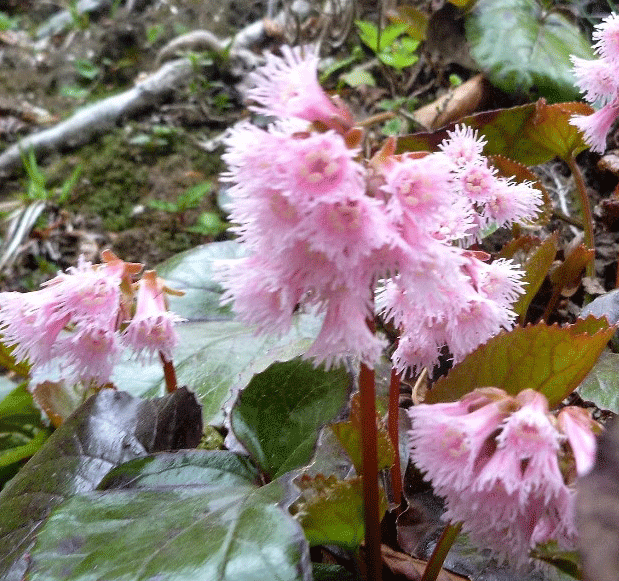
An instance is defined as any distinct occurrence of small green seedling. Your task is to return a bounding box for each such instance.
[355,20,420,71]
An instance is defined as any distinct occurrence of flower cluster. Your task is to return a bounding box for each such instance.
[571,13,619,152]
[217,45,543,373]
[408,388,600,568]
[0,251,181,387]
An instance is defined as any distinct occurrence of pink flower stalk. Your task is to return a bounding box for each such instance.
[571,13,619,152]
[408,388,599,568]
[246,45,353,128]
[217,44,543,374]
[0,252,181,388]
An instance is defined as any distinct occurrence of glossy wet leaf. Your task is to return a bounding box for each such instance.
[465,0,594,102]
[425,317,614,407]
[231,358,350,479]
[0,387,202,580]
[28,453,311,581]
[577,350,619,413]
[330,392,394,474]
[580,288,619,324]
[293,474,366,549]
[512,233,558,319]
[396,100,594,165]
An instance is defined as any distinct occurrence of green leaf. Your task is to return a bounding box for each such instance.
[231,359,350,479]
[355,19,380,51]
[465,0,594,102]
[577,350,619,413]
[0,387,202,580]
[341,68,376,87]
[425,317,614,407]
[330,392,394,474]
[155,240,245,320]
[28,452,311,581]
[512,233,558,318]
[396,100,595,166]
[293,474,366,549]
[0,384,51,487]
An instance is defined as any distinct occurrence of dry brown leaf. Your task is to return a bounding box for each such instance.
[412,74,491,130]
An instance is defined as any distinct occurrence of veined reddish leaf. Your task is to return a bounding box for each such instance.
[330,392,395,474]
[512,233,558,319]
[498,235,542,259]
[396,100,594,165]
[425,316,614,407]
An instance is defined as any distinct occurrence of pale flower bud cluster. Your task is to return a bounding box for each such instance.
[0,251,181,387]
[571,13,619,152]
[217,45,543,373]
[408,388,600,568]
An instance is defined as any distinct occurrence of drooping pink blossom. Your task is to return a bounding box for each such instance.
[571,102,619,153]
[122,271,182,363]
[246,45,353,128]
[407,388,599,568]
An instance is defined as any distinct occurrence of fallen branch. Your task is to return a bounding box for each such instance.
[0,0,314,178]
[0,58,194,177]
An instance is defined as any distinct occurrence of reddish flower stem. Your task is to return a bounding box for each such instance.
[160,352,178,393]
[420,522,462,581]
[388,367,403,504]
[359,362,382,581]
[567,155,595,278]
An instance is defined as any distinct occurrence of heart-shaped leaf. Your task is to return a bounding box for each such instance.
[231,359,350,479]
[0,387,202,580]
[465,0,594,102]
[425,317,614,407]
[27,451,311,581]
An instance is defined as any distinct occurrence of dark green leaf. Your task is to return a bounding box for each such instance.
[465,0,594,102]
[231,359,350,479]
[28,452,311,581]
[0,387,202,580]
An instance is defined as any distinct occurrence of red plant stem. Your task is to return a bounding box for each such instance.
[359,362,382,581]
[567,155,595,278]
[420,522,462,581]
[388,367,403,505]
[160,352,178,393]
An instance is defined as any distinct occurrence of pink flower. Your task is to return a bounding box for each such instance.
[571,56,619,105]
[122,271,182,362]
[246,45,353,128]
[571,101,619,153]
[557,406,599,476]
[407,388,595,568]
[439,124,486,166]
[56,324,121,385]
[592,13,619,60]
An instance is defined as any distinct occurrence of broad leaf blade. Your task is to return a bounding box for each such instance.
[0,387,202,580]
[425,317,614,407]
[396,100,594,165]
[231,359,350,479]
[465,0,594,102]
[28,451,311,581]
